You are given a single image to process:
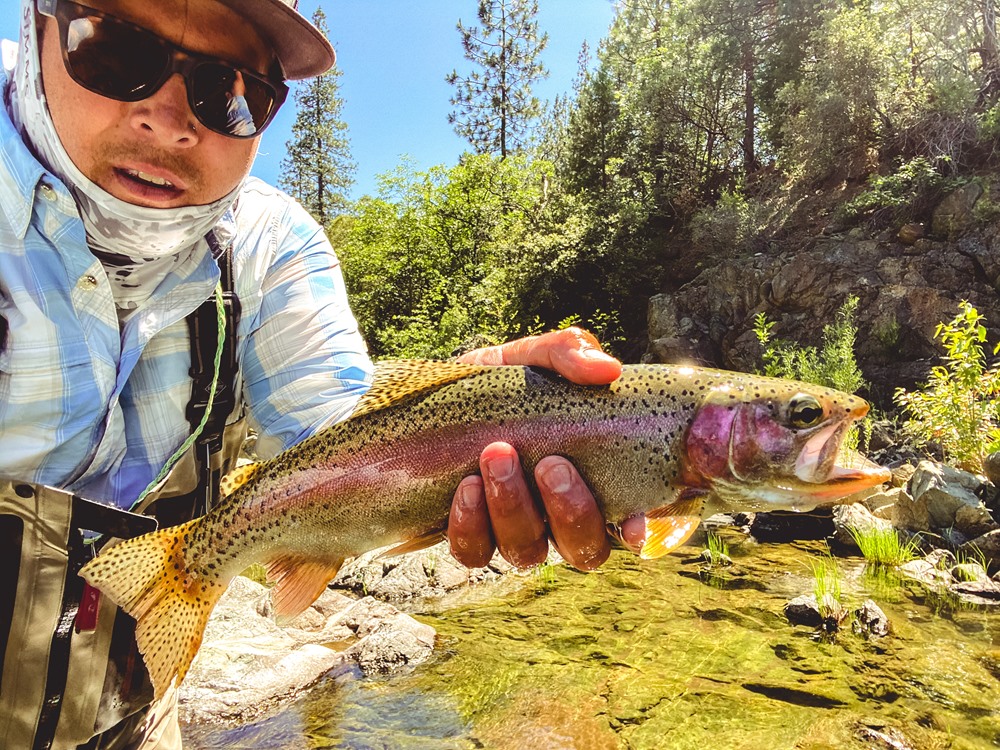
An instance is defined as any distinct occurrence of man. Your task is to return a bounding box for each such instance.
[0,0,645,747]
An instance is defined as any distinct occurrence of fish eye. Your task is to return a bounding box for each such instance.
[788,394,824,428]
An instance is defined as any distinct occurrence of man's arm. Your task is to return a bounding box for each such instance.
[451,327,648,571]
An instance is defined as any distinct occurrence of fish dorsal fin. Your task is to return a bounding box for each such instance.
[265,555,345,622]
[639,490,706,559]
[219,462,263,497]
[350,359,492,419]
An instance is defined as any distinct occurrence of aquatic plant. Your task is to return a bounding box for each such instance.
[848,525,921,567]
[705,530,731,566]
[894,300,1000,472]
[809,555,843,621]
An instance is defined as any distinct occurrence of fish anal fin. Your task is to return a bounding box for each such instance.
[350,360,491,419]
[220,462,262,497]
[639,489,708,559]
[79,519,227,700]
[377,528,447,559]
[265,555,344,623]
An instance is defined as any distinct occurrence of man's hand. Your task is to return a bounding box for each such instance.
[449,327,647,571]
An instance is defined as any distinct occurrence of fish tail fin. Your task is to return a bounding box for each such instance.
[80,519,227,700]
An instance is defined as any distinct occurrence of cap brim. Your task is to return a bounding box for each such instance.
[215,0,335,79]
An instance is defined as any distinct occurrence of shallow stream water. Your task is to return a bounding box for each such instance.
[183,536,1000,749]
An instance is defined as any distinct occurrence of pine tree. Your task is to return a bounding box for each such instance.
[446,0,549,159]
[279,7,355,225]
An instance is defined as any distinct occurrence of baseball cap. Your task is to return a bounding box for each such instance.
[215,0,335,79]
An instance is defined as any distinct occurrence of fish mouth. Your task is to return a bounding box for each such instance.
[794,420,890,498]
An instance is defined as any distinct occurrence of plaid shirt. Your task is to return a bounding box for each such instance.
[0,77,373,509]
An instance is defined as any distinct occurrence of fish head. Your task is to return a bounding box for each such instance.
[683,376,890,512]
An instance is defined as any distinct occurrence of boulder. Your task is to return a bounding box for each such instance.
[179,578,436,726]
[853,599,890,637]
[931,182,983,239]
[897,222,926,245]
[908,461,996,537]
[831,503,893,549]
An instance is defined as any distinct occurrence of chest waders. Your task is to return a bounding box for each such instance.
[0,240,244,750]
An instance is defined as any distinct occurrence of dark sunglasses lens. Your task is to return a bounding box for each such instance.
[190,64,276,137]
[63,15,169,101]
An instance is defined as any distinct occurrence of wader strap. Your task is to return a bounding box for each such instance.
[184,233,241,520]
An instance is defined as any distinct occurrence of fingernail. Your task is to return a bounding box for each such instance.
[582,347,615,361]
[486,455,516,482]
[537,462,572,494]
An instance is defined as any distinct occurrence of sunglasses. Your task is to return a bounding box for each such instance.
[36,0,288,138]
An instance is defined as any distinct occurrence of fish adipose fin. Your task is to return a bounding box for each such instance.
[265,555,344,622]
[350,359,492,419]
[639,490,706,559]
[79,519,225,701]
[378,527,448,559]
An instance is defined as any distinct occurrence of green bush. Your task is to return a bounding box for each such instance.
[894,301,1000,472]
[839,156,956,225]
[754,296,866,395]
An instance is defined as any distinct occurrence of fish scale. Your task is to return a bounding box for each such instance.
[81,360,889,700]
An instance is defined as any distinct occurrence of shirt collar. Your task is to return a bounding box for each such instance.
[0,40,49,240]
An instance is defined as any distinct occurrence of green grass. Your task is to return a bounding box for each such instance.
[848,525,921,567]
[809,555,842,620]
[705,531,730,565]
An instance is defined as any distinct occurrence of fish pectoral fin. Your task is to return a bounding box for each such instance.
[265,555,345,623]
[377,528,448,559]
[639,489,708,559]
[220,462,263,497]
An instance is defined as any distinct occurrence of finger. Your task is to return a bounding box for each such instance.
[535,456,610,571]
[480,442,549,569]
[447,475,496,569]
[619,515,648,554]
[457,327,622,386]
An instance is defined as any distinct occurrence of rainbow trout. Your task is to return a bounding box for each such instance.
[81,360,889,698]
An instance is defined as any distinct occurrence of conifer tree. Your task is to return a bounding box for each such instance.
[446,0,549,158]
[279,7,355,225]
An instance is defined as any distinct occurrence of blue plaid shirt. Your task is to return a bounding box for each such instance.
[0,74,373,509]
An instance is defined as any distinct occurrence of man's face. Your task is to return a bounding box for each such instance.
[39,0,275,208]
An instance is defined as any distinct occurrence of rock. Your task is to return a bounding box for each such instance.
[908,461,996,537]
[897,222,926,245]
[898,558,952,589]
[831,503,893,549]
[784,593,846,631]
[966,529,1000,567]
[853,599,890,637]
[931,182,983,239]
[951,562,990,583]
[333,541,513,600]
[179,579,436,726]
[750,509,834,542]
[984,452,1000,487]
[950,580,1000,606]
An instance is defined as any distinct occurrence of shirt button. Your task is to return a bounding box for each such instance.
[79,274,99,290]
[39,183,57,201]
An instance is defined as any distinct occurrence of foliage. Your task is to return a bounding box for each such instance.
[840,157,957,225]
[446,0,549,158]
[279,8,354,225]
[689,190,767,256]
[704,530,731,566]
[809,555,842,621]
[848,526,921,567]
[754,296,866,395]
[894,301,1000,472]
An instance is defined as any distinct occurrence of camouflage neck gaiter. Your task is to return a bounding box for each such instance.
[9,0,242,283]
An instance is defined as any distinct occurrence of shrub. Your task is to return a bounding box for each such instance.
[754,296,866,395]
[840,156,955,226]
[894,301,1000,472]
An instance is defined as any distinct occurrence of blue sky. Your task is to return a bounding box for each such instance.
[2,0,617,199]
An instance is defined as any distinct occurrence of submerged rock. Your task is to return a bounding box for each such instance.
[853,600,890,638]
[179,577,435,726]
